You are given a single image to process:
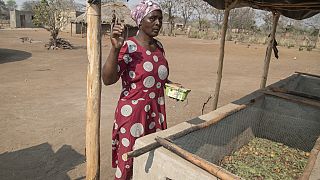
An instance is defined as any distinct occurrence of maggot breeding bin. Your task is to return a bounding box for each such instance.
[133,73,320,180]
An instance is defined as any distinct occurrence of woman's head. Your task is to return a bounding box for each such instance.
[131,0,162,37]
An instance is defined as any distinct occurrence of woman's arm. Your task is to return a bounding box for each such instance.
[102,24,125,85]
[102,47,121,85]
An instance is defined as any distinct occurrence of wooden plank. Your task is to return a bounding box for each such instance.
[155,137,242,180]
[260,12,280,89]
[86,1,101,180]
[300,137,320,180]
[269,87,320,101]
[295,71,320,79]
[263,91,320,108]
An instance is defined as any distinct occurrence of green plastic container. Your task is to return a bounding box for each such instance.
[165,83,191,101]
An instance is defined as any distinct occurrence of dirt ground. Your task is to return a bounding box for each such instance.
[0,28,319,180]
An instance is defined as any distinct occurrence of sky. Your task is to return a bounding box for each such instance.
[14,0,141,9]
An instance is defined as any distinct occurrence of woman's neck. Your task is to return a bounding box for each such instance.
[136,31,154,45]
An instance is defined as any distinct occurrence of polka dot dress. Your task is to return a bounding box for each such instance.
[112,37,169,180]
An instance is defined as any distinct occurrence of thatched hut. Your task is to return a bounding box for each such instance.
[71,2,137,37]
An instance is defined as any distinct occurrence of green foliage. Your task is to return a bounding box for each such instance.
[5,0,17,10]
[21,0,40,12]
[32,0,72,47]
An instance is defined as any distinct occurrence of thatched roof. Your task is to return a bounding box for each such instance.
[72,2,136,27]
[203,0,320,20]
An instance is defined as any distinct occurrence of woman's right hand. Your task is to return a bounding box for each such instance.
[111,24,125,49]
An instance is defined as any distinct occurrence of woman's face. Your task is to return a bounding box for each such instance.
[140,10,162,37]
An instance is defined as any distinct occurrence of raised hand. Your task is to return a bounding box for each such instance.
[111,24,125,49]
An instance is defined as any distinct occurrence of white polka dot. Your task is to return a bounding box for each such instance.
[129,71,135,78]
[143,76,155,88]
[112,147,116,150]
[126,40,137,53]
[123,54,132,64]
[132,100,138,105]
[158,97,165,105]
[138,98,145,101]
[143,61,153,72]
[159,113,165,124]
[149,92,155,99]
[122,138,130,147]
[116,160,118,164]
[149,122,155,129]
[123,91,129,96]
[146,50,151,55]
[144,105,151,112]
[112,140,116,145]
[120,127,126,134]
[115,167,122,178]
[114,123,118,129]
[146,115,150,119]
[131,83,136,89]
[121,105,132,117]
[151,112,156,117]
[156,82,161,88]
[117,65,120,72]
[122,153,128,161]
[153,55,158,62]
[130,123,144,137]
[125,165,130,169]
[143,90,148,92]
[158,65,168,80]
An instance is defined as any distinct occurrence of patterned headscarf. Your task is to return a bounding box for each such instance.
[131,0,162,26]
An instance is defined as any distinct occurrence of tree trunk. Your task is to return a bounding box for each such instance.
[51,29,59,47]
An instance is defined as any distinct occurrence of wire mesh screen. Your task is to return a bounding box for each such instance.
[279,75,320,98]
[172,96,320,165]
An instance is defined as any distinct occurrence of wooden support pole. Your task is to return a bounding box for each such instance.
[86,1,101,180]
[127,103,250,158]
[260,12,280,89]
[71,22,73,37]
[155,137,242,180]
[262,91,320,108]
[212,8,231,110]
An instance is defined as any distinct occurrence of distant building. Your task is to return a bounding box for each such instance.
[10,10,35,28]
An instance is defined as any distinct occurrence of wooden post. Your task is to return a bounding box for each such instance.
[86,1,101,180]
[260,12,280,89]
[212,8,231,110]
[71,22,73,36]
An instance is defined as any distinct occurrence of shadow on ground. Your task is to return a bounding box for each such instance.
[0,48,32,64]
[0,143,85,180]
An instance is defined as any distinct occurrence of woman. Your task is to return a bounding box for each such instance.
[102,1,175,179]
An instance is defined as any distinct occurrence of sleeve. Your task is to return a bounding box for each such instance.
[117,42,129,76]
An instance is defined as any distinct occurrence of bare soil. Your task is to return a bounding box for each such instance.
[0,28,319,180]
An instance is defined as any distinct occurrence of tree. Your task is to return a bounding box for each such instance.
[229,7,255,30]
[210,8,224,30]
[159,0,179,36]
[0,0,9,19]
[33,0,72,48]
[21,0,40,12]
[6,0,17,11]
[176,0,194,29]
[192,0,210,30]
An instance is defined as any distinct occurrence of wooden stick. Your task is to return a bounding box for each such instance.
[260,12,280,89]
[155,137,242,180]
[299,137,320,180]
[127,103,248,158]
[263,91,320,108]
[269,87,320,101]
[295,71,320,79]
[212,7,230,110]
[86,1,101,180]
